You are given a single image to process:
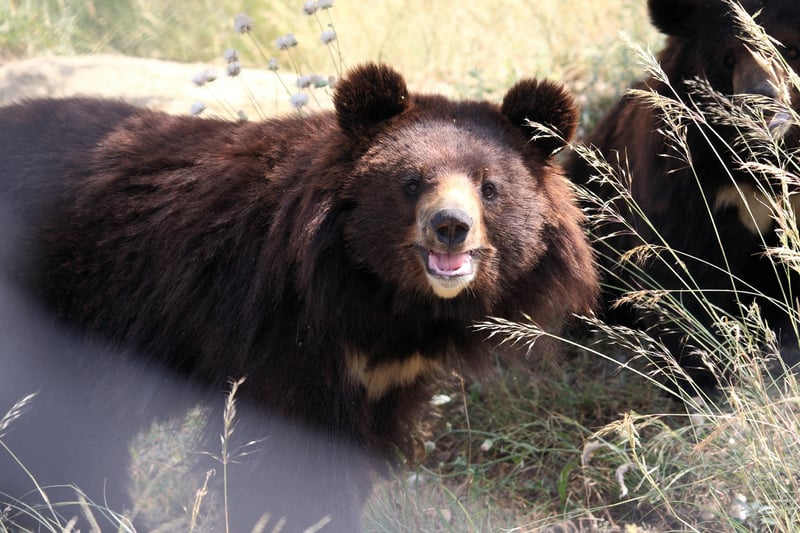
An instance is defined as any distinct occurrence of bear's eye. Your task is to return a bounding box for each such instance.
[404,178,420,196]
[784,45,800,61]
[481,182,497,200]
[723,50,736,69]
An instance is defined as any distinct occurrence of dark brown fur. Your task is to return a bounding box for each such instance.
[0,64,597,531]
[567,0,800,391]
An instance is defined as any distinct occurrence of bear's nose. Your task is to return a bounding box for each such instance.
[742,79,778,99]
[733,64,779,99]
[431,209,473,246]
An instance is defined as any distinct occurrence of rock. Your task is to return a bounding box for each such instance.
[0,54,333,116]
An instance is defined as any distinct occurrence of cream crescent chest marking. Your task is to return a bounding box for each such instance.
[714,183,800,235]
[346,349,441,400]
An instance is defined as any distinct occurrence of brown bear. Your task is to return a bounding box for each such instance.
[566,0,800,392]
[0,63,597,531]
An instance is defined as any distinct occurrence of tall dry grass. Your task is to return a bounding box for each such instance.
[459,2,800,531]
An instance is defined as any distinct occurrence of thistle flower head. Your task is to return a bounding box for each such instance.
[320,29,336,45]
[297,73,325,89]
[223,48,239,63]
[290,93,310,110]
[317,0,333,9]
[234,13,253,34]
[275,33,299,50]
[303,1,318,15]
[192,68,217,87]
[297,74,314,89]
[190,101,206,115]
[268,57,279,71]
[226,61,241,77]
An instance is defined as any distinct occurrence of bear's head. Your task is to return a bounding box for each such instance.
[647,0,800,234]
[648,0,800,132]
[334,64,589,313]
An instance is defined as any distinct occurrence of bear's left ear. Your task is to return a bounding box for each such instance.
[334,63,410,140]
[648,0,715,39]
[500,78,579,157]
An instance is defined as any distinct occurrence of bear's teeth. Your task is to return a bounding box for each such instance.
[428,251,473,277]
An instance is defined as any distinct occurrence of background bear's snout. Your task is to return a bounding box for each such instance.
[431,208,473,246]
[732,55,781,99]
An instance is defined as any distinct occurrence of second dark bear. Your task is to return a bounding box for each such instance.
[0,64,597,531]
[567,0,800,391]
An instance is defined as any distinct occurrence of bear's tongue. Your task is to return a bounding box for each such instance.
[428,251,473,277]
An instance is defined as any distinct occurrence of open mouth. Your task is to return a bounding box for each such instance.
[417,247,480,299]
[425,249,474,278]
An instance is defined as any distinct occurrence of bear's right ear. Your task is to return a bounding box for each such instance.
[500,78,578,157]
[648,0,713,38]
[334,63,409,140]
